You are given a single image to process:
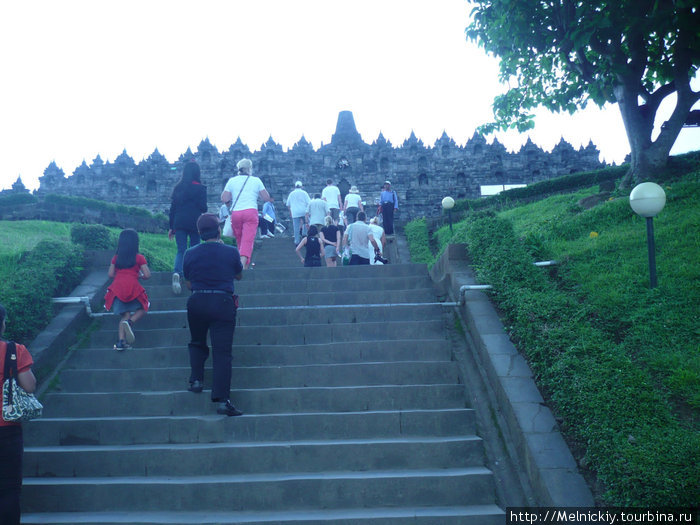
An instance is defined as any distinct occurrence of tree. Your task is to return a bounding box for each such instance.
[466,0,700,186]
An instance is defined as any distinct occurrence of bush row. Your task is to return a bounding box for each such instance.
[0,239,84,343]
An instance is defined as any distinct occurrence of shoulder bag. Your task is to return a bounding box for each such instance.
[2,341,43,422]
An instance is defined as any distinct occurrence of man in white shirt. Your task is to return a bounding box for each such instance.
[307,193,329,231]
[342,211,379,265]
[285,181,311,244]
[321,179,342,224]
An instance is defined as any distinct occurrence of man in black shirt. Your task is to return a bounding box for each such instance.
[183,213,244,416]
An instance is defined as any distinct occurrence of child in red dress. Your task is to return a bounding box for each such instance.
[104,229,151,350]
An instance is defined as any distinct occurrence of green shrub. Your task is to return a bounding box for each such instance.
[451,215,699,506]
[0,192,37,206]
[404,218,434,265]
[44,193,156,219]
[0,239,84,343]
[70,224,114,249]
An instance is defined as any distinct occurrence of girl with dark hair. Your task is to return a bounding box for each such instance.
[169,160,208,293]
[0,303,36,524]
[104,229,151,350]
[295,225,322,267]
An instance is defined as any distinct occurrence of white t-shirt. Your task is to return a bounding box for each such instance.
[307,198,329,225]
[286,188,311,218]
[322,185,341,210]
[345,193,362,208]
[224,175,266,211]
[347,221,370,259]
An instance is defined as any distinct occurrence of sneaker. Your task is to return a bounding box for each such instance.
[114,340,130,351]
[266,232,274,238]
[188,380,203,393]
[172,273,182,295]
[121,320,135,344]
[217,400,243,417]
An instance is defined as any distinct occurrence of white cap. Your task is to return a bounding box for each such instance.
[295,181,303,187]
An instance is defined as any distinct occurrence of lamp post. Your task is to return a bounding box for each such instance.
[442,196,455,233]
[629,182,666,288]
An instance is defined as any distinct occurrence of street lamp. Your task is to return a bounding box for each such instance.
[442,196,455,233]
[629,182,666,288]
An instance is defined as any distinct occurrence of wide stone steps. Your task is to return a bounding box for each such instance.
[55,361,461,392]
[23,243,502,524]
[89,320,446,347]
[24,467,496,512]
[24,408,477,446]
[39,384,468,417]
[25,436,485,477]
[63,339,453,368]
[21,505,505,525]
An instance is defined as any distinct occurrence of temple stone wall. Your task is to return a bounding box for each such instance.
[37,111,604,226]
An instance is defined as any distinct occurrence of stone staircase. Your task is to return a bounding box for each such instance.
[21,237,505,524]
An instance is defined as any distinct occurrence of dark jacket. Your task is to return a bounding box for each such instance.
[169,182,208,231]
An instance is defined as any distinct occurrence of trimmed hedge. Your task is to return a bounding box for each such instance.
[403,218,433,265]
[0,239,84,343]
[0,192,37,206]
[44,193,159,219]
[70,224,114,250]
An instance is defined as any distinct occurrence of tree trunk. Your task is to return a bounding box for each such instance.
[615,80,699,189]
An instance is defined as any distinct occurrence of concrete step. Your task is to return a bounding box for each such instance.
[64,339,453,368]
[97,303,447,331]
[25,408,477,446]
[22,467,496,512]
[56,361,461,392]
[25,436,485,477]
[145,288,438,310]
[89,320,447,347]
[21,505,506,525]
[142,276,435,300]
[40,384,468,418]
[145,264,430,285]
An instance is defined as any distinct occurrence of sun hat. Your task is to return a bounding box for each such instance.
[349,186,359,194]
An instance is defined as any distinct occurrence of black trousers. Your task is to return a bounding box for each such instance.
[381,202,395,234]
[0,425,23,525]
[186,293,237,402]
[259,218,275,235]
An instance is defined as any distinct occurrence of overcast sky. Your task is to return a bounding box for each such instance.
[1,0,698,192]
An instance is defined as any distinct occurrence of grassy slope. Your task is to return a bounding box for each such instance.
[421,167,699,506]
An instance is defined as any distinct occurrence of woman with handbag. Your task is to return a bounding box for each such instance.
[221,158,270,270]
[168,160,208,294]
[0,303,37,525]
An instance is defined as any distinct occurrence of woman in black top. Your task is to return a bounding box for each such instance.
[295,225,322,267]
[320,216,340,267]
[168,160,208,294]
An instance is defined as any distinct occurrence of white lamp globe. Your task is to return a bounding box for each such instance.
[629,182,666,218]
[442,196,455,210]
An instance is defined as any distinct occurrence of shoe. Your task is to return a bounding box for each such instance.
[172,273,182,295]
[121,320,135,344]
[188,380,203,393]
[114,340,130,351]
[217,400,243,417]
[266,232,275,238]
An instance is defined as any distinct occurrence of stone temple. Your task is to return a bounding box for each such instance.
[37,111,604,224]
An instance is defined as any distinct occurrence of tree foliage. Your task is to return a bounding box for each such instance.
[467,0,700,185]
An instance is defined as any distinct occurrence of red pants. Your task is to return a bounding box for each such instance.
[231,208,259,259]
